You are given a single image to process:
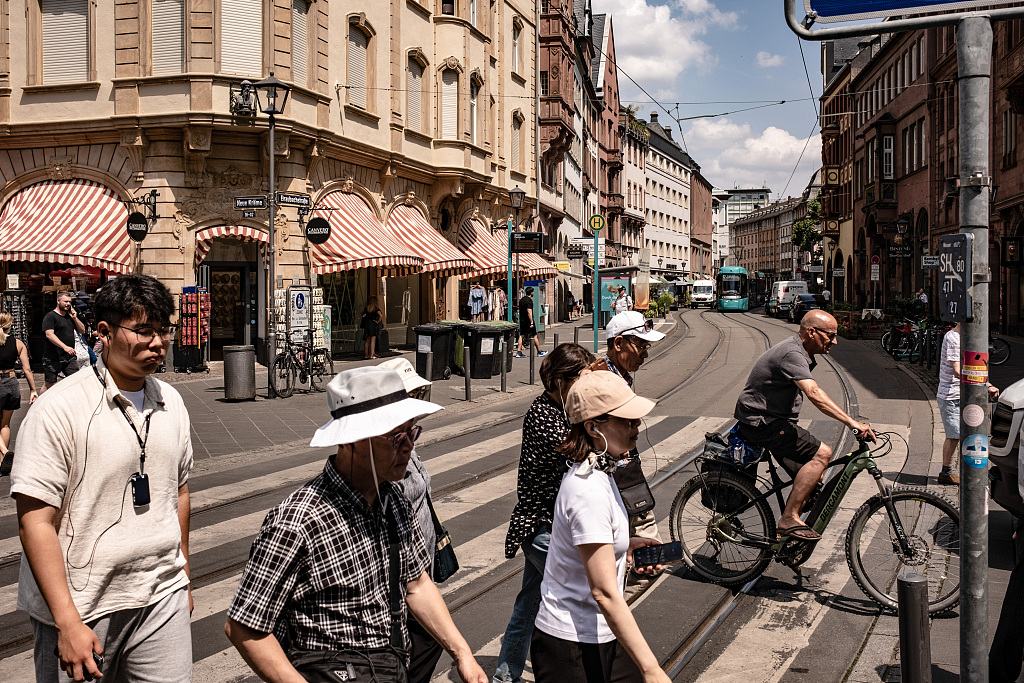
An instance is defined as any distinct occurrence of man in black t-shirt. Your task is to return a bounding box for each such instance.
[515,287,545,358]
[41,291,86,390]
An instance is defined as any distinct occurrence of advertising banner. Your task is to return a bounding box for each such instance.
[600,277,630,313]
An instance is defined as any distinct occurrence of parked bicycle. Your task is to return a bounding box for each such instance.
[881,317,925,363]
[270,332,334,398]
[669,430,960,614]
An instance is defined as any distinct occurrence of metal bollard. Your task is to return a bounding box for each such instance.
[529,341,535,385]
[464,346,472,401]
[500,337,507,393]
[425,351,433,384]
[553,333,559,349]
[574,326,579,345]
[897,573,932,683]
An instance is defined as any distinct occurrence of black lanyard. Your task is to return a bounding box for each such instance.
[115,396,152,473]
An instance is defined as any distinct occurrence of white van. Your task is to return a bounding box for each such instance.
[690,280,715,308]
[767,280,808,317]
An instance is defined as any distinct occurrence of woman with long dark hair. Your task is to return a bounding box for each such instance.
[531,371,669,683]
[0,312,37,476]
[493,343,596,683]
[360,295,384,359]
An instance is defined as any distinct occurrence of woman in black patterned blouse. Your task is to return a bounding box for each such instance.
[493,343,596,683]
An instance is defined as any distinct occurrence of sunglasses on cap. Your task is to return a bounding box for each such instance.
[624,320,655,334]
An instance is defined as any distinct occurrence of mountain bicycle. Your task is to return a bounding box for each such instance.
[668,431,960,614]
[270,332,334,398]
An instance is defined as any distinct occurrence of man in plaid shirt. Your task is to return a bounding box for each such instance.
[225,367,486,683]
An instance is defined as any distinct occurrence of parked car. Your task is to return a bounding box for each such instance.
[766,280,808,317]
[788,293,829,323]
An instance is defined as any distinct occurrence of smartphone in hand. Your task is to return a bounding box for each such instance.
[632,541,684,568]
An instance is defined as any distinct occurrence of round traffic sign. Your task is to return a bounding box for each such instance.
[305,217,331,245]
[589,214,605,232]
[126,212,149,242]
[870,255,880,265]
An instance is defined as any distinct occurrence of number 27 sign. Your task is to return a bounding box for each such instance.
[938,233,972,323]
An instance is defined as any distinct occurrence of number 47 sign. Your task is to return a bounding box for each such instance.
[938,233,973,322]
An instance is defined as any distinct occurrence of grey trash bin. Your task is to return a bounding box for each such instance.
[223,345,257,400]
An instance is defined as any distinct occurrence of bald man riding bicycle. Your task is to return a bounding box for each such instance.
[733,310,876,541]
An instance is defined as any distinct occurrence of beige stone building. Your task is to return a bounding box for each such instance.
[0,0,545,363]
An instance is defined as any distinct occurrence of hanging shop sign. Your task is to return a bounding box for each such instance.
[831,268,845,277]
[126,212,149,242]
[305,216,331,245]
[566,247,587,259]
[1005,237,1022,265]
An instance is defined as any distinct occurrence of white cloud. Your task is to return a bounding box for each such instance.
[757,51,785,68]
[687,120,821,197]
[597,0,737,102]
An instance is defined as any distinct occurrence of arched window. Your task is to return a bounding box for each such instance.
[512,21,521,74]
[407,52,427,134]
[348,23,370,109]
[441,69,459,139]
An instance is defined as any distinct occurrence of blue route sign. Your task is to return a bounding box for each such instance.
[806,1,1016,23]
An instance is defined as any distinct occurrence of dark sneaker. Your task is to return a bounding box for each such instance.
[937,472,960,485]
[0,450,12,477]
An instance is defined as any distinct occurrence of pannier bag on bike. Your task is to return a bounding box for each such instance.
[699,428,762,514]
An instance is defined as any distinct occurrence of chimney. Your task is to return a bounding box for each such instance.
[650,112,659,123]
[664,126,672,139]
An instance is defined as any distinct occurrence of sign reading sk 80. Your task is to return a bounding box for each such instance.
[805,1,1019,24]
[938,233,972,322]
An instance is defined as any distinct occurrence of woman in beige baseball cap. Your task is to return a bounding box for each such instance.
[530,371,669,683]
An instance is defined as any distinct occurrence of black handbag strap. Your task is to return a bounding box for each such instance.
[387,537,402,650]
[425,492,445,539]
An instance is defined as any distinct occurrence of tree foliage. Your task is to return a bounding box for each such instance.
[791,194,821,253]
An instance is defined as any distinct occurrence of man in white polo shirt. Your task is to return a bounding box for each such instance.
[12,274,193,683]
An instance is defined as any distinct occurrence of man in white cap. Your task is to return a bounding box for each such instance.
[225,366,487,683]
[590,310,665,388]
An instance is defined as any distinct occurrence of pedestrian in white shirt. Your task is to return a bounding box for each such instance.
[612,287,632,314]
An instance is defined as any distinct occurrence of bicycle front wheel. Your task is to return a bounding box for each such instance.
[845,487,960,614]
[880,331,891,353]
[271,353,295,398]
[669,471,775,587]
[990,336,1011,365]
[309,349,334,391]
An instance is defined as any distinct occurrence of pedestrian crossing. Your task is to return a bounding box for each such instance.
[0,411,909,682]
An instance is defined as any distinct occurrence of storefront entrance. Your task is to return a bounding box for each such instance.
[196,235,261,361]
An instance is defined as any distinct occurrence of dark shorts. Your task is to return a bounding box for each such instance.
[531,629,642,683]
[738,419,822,466]
[42,355,79,384]
[519,324,535,339]
[0,377,20,411]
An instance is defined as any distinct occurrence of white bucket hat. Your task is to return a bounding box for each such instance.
[377,357,431,392]
[310,366,442,448]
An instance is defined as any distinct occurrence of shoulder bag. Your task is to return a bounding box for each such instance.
[613,455,655,516]
[288,541,409,683]
[426,493,460,583]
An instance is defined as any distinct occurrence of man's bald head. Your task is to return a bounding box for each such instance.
[799,309,835,333]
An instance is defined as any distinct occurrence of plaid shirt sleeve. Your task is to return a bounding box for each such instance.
[394,492,431,583]
[227,506,307,633]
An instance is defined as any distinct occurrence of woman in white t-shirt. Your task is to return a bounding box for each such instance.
[531,371,670,683]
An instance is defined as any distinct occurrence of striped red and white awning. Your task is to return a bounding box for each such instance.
[194,225,269,268]
[458,217,522,278]
[387,206,474,278]
[495,228,560,279]
[310,193,424,276]
[0,179,130,273]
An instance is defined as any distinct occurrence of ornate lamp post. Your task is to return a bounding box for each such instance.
[508,186,526,323]
[252,72,290,395]
[827,237,837,297]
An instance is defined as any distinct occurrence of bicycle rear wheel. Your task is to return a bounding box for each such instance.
[271,353,295,398]
[990,336,1011,365]
[669,470,775,587]
[309,349,334,391]
[845,487,960,614]
[880,331,891,353]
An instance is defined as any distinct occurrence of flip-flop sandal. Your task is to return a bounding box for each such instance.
[776,524,821,541]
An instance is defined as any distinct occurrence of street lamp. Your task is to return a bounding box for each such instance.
[252,71,291,396]
[507,187,526,322]
[896,217,909,235]
[827,237,837,297]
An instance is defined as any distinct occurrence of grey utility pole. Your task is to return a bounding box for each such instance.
[956,16,993,682]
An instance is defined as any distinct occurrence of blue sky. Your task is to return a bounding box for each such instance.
[594,0,825,200]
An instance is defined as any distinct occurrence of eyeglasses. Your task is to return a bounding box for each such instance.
[115,324,178,342]
[382,425,422,449]
[626,336,652,352]
[813,327,838,342]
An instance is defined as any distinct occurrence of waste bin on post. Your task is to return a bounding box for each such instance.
[465,323,500,380]
[413,324,453,380]
[223,345,256,400]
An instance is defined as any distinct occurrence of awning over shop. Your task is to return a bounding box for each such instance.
[458,217,521,278]
[311,193,424,276]
[194,225,269,268]
[495,229,559,279]
[386,206,474,277]
[0,179,131,273]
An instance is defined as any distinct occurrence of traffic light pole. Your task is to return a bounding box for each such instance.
[957,16,993,682]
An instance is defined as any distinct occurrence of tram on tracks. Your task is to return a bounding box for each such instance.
[716,267,750,311]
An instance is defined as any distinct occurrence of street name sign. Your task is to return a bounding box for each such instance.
[938,233,972,322]
[566,247,586,259]
[804,1,1019,24]
[807,264,824,273]
[126,212,149,242]
[235,196,266,210]
[922,254,941,269]
[277,192,311,208]
[831,268,845,277]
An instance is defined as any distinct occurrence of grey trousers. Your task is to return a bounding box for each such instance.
[32,587,191,683]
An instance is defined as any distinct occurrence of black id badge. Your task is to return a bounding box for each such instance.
[131,473,150,507]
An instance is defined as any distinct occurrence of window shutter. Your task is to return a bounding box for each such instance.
[441,69,458,139]
[152,0,184,76]
[42,0,88,84]
[407,60,423,132]
[292,0,308,85]
[512,119,521,170]
[221,0,262,76]
[348,27,368,109]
